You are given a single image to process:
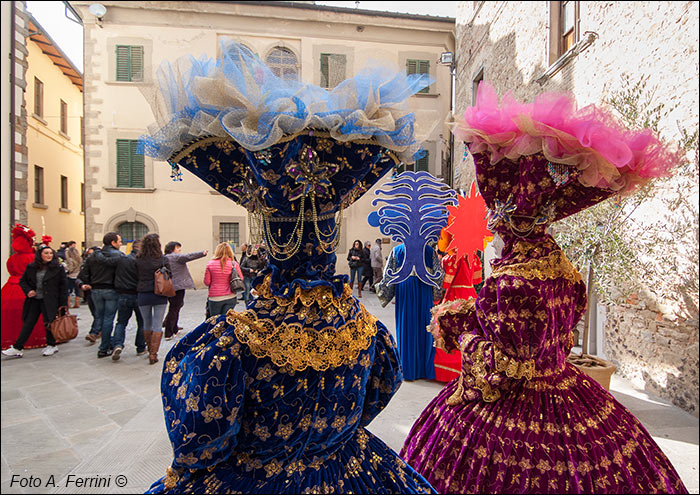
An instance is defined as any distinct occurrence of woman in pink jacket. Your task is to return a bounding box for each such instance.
[203,243,244,317]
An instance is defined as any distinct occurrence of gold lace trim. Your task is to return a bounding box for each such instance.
[170,131,400,165]
[491,249,582,284]
[163,467,181,490]
[448,334,535,404]
[255,274,353,316]
[225,305,378,372]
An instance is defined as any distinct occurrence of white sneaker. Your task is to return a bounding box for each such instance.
[2,346,23,358]
[42,345,59,356]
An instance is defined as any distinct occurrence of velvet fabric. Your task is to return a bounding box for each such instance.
[401,232,688,493]
[142,47,439,492]
[433,254,481,382]
[171,133,398,293]
[147,302,434,494]
[377,244,437,381]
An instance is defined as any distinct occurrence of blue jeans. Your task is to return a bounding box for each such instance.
[139,304,168,333]
[91,288,119,353]
[243,277,253,303]
[349,266,361,285]
[208,297,237,317]
[113,293,145,351]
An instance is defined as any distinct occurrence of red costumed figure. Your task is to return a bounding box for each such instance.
[1,224,46,349]
[433,183,492,382]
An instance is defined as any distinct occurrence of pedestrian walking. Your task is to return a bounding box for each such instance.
[370,238,383,291]
[163,241,208,340]
[2,245,68,358]
[79,233,124,358]
[240,245,265,304]
[56,242,68,262]
[102,239,147,361]
[347,239,366,298]
[360,240,373,292]
[135,233,171,365]
[64,245,82,308]
[204,242,244,316]
[78,246,98,315]
[238,243,251,301]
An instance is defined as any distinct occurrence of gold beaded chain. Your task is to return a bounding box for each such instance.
[261,192,345,260]
[263,195,306,261]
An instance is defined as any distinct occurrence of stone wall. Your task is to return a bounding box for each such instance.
[605,303,699,417]
[455,0,699,414]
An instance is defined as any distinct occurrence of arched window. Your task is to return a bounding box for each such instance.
[117,221,149,245]
[225,43,256,65]
[266,47,298,81]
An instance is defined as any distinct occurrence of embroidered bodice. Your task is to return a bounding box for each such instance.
[430,234,586,403]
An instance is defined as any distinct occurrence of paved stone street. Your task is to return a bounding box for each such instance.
[2,288,698,494]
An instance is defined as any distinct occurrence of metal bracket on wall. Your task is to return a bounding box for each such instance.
[536,31,599,86]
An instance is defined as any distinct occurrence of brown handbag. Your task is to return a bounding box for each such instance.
[154,266,176,297]
[49,306,79,343]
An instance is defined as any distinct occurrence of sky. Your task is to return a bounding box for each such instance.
[25,1,457,73]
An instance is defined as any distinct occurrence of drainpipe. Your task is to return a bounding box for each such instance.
[10,0,16,231]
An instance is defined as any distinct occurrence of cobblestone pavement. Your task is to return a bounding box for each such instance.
[2,288,698,493]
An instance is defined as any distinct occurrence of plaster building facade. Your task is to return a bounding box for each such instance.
[25,15,85,249]
[454,1,699,415]
[70,0,455,281]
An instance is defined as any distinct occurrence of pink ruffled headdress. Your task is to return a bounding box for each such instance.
[453,82,679,234]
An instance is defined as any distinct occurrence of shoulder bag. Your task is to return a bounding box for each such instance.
[230,263,245,292]
[154,265,176,297]
[49,306,79,342]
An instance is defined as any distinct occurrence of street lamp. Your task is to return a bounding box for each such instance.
[88,3,107,25]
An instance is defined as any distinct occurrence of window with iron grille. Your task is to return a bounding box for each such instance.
[116,45,144,82]
[116,139,145,188]
[34,166,44,205]
[415,151,430,172]
[266,47,298,81]
[320,53,347,89]
[60,100,68,134]
[219,222,240,247]
[81,183,85,213]
[117,221,149,244]
[34,78,44,118]
[60,175,68,209]
[407,59,430,93]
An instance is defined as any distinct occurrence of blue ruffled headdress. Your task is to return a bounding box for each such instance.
[139,39,434,296]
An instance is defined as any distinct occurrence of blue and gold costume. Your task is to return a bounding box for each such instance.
[140,41,436,493]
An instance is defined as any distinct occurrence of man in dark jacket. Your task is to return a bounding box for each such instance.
[79,232,124,358]
[108,240,146,360]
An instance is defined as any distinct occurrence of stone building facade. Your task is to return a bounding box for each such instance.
[2,1,30,285]
[70,0,455,284]
[454,1,699,414]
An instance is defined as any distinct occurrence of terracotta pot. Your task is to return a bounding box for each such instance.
[567,354,617,390]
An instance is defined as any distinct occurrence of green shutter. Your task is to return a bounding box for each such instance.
[116,45,144,82]
[407,59,430,93]
[130,46,144,81]
[416,151,430,172]
[130,140,145,187]
[116,139,145,188]
[116,139,131,186]
[116,45,131,81]
[320,54,329,88]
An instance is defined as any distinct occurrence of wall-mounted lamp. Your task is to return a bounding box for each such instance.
[88,3,107,25]
[439,52,454,66]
